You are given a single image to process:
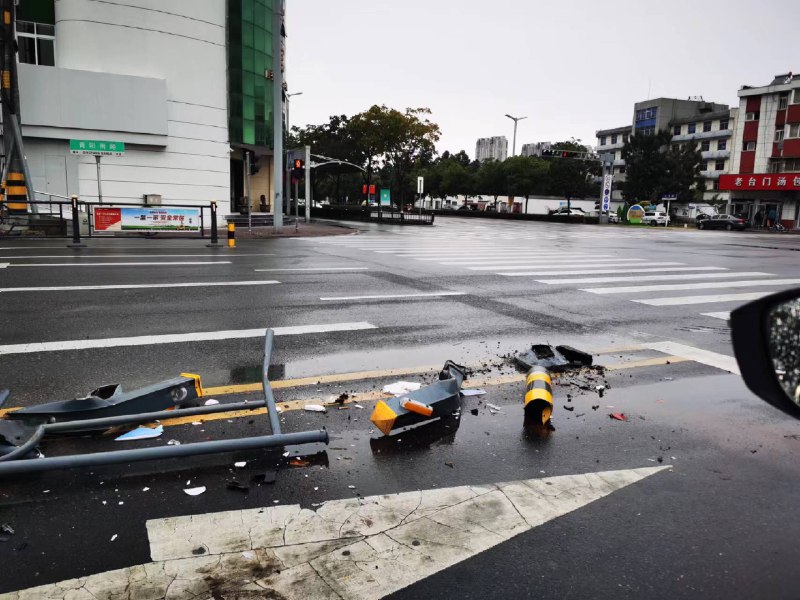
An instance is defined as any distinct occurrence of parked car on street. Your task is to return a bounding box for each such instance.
[696,214,748,231]
[549,207,585,217]
[608,213,620,223]
[642,211,670,226]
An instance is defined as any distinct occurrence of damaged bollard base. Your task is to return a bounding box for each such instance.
[371,361,467,436]
[515,344,593,373]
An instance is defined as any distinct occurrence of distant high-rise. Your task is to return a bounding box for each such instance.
[521,142,552,157]
[475,136,508,162]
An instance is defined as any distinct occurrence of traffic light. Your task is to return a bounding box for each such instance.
[291,158,305,180]
[542,149,584,159]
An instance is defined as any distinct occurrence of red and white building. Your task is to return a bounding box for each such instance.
[721,72,800,229]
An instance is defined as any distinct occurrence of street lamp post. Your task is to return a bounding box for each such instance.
[285,91,303,139]
[505,114,527,157]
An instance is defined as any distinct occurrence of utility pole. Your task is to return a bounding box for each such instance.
[1,0,37,214]
[505,114,527,157]
[271,0,284,232]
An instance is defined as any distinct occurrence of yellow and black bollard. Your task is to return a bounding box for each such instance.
[524,365,554,425]
[227,222,236,248]
[5,172,27,214]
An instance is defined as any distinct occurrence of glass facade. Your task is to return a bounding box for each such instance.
[228,0,274,147]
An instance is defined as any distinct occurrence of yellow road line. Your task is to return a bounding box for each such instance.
[604,356,689,370]
[203,365,443,396]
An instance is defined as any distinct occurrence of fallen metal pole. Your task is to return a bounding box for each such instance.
[0,430,328,476]
[263,329,282,436]
[45,400,268,434]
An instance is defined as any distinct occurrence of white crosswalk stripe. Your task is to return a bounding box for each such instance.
[296,229,800,320]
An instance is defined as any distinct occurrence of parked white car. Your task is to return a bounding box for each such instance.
[642,211,670,227]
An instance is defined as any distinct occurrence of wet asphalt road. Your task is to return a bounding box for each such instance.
[1,217,800,598]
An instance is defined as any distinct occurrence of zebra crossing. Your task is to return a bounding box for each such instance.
[299,227,800,321]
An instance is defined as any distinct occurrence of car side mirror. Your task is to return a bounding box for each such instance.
[731,289,800,416]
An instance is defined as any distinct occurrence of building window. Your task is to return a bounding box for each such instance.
[16,21,55,66]
[712,179,720,191]
[720,119,729,130]
[622,134,629,143]
[701,161,708,171]
[617,165,626,174]
[599,136,606,146]
[611,134,618,145]
[788,124,800,139]
[715,159,725,171]
[775,129,785,142]
[745,112,759,121]
[793,89,800,105]
[779,93,789,110]
[718,139,727,151]
[703,121,712,132]
[640,127,655,136]
[743,141,756,151]
[688,123,696,134]
[700,140,710,152]
[673,125,681,135]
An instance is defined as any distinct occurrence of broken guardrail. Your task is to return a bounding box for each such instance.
[0,329,328,476]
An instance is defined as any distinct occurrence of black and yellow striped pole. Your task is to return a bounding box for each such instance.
[524,365,554,425]
[227,222,236,248]
[4,171,27,214]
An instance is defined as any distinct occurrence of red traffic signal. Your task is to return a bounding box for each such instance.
[293,159,304,170]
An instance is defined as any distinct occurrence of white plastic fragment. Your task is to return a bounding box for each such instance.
[142,487,150,492]
[183,486,207,496]
[114,425,163,442]
[303,404,326,413]
[234,461,247,468]
[110,534,118,542]
[204,399,220,406]
[486,403,502,411]
[383,381,422,396]
[354,404,364,409]
[166,440,181,446]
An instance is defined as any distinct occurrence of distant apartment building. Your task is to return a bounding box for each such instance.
[475,136,508,162]
[521,142,551,157]
[596,98,733,203]
[720,72,800,229]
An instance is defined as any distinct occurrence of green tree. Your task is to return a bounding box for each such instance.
[503,156,549,213]
[544,140,600,212]
[663,142,704,203]
[621,131,672,203]
[476,159,506,209]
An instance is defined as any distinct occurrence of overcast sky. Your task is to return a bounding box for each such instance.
[288,0,799,158]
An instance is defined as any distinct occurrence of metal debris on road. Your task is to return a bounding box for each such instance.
[288,458,310,467]
[226,480,249,493]
[461,389,487,397]
[183,486,207,496]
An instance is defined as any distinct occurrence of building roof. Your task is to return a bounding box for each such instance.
[669,109,731,126]
[739,72,799,95]
[596,125,632,137]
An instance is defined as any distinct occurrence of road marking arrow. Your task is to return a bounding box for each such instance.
[1,466,670,599]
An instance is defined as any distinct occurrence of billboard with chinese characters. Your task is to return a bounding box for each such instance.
[719,173,800,191]
[93,207,201,232]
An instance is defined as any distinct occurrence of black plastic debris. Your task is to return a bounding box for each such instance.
[226,480,250,493]
[514,345,593,373]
